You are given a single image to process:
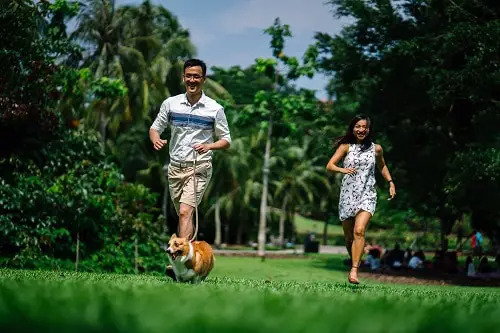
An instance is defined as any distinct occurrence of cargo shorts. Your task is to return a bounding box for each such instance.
[167,160,213,215]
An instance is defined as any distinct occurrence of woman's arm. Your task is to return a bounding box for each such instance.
[326,144,356,175]
[375,144,396,199]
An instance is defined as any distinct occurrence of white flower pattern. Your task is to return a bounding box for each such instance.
[338,143,377,221]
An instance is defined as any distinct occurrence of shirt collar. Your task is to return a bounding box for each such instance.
[182,91,206,107]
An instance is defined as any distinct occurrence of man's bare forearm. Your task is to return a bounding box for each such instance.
[149,128,160,143]
[208,139,230,150]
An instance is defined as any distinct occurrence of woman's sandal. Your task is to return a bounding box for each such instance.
[348,265,360,285]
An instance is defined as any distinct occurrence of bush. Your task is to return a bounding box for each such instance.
[0,128,165,272]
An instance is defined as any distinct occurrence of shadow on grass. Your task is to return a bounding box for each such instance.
[308,255,500,288]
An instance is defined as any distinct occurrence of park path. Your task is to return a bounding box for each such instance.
[213,245,348,256]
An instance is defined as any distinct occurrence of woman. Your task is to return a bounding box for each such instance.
[326,114,396,284]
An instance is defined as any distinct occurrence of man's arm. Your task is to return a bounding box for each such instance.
[149,99,170,150]
[212,107,231,150]
[193,107,231,153]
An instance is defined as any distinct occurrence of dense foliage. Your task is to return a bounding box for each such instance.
[0,0,164,273]
[313,0,500,247]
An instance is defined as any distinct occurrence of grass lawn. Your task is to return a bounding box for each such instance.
[294,214,344,236]
[1,255,499,333]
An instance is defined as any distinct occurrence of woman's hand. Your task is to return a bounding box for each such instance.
[389,182,396,199]
[342,168,357,175]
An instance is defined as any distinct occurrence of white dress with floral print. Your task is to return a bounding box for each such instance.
[338,143,377,221]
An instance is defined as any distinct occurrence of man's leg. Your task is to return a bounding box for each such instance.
[167,164,184,218]
[165,164,185,280]
[178,203,194,239]
[178,161,213,240]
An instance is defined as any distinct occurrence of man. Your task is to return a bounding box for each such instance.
[472,230,483,258]
[149,59,231,277]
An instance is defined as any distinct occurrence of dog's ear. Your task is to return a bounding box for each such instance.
[170,233,177,240]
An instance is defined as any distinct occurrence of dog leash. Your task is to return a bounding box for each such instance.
[189,149,199,243]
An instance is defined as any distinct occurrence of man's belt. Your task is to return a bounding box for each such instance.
[169,159,210,168]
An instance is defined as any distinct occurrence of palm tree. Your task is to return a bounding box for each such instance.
[203,127,265,245]
[71,0,136,140]
[271,136,332,248]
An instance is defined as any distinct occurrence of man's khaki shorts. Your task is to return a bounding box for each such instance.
[167,161,213,215]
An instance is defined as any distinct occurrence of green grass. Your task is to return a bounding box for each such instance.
[295,214,344,236]
[1,255,499,333]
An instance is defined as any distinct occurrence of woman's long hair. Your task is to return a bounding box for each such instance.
[333,114,373,151]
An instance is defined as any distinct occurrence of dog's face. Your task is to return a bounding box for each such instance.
[166,234,189,260]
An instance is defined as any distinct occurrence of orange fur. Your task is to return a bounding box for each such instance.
[166,234,215,283]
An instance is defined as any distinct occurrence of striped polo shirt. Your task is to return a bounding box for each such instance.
[150,92,232,164]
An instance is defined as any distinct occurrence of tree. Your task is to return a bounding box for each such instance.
[272,136,332,248]
[236,18,318,259]
[0,0,80,159]
[313,0,500,246]
[208,65,275,105]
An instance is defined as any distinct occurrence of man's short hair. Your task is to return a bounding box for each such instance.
[184,58,207,77]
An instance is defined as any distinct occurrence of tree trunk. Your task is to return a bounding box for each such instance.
[290,210,297,237]
[289,209,297,244]
[278,192,289,249]
[214,193,222,249]
[224,219,230,245]
[258,115,273,260]
[75,231,80,272]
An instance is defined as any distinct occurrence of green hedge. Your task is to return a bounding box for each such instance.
[0,129,167,273]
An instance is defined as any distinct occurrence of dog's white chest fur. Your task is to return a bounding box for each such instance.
[168,242,196,282]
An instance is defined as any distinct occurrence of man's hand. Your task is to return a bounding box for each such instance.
[153,138,167,151]
[149,128,167,151]
[193,143,211,154]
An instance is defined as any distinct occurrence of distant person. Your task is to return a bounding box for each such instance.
[390,243,405,269]
[465,256,475,277]
[471,230,483,258]
[478,256,492,274]
[408,250,425,270]
[365,247,381,271]
[149,58,232,279]
[326,114,396,284]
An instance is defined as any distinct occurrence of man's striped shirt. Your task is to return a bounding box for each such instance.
[150,92,232,163]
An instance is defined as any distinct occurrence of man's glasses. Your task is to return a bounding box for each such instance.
[184,74,203,81]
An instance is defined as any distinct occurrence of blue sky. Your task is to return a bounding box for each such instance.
[113,0,353,100]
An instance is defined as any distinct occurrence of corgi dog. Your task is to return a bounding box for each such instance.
[166,233,215,283]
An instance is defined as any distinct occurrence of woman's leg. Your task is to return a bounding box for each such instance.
[342,219,355,259]
[349,211,372,283]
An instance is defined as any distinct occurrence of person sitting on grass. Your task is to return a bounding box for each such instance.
[408,250,425,270]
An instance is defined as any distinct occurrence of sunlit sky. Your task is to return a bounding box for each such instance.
[109,0,352,99]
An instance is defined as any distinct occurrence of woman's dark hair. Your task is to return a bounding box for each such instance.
[333,114,373,151]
